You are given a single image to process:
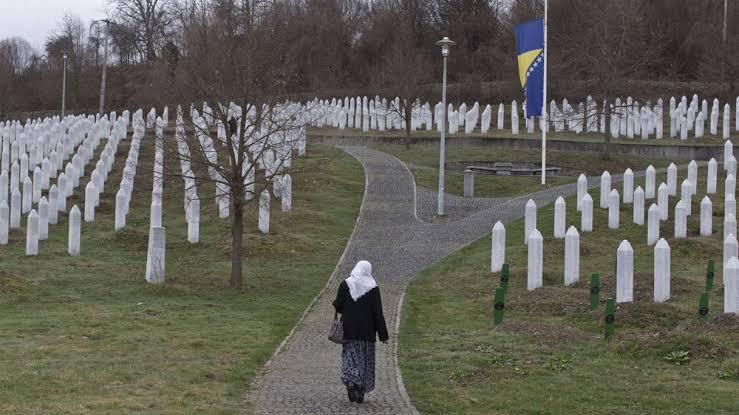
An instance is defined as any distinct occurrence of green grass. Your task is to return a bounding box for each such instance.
[0,142,364,414]
[400,167,739,414]
[373,144,672,198]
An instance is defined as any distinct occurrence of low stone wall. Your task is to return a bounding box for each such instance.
[309,134,727,161]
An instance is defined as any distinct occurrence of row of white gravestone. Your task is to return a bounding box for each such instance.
[115,110,145,231]
[314,94,738,140]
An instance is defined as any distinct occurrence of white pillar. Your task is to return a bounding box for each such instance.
[725,214,737,242]
[726,194,736,218]
[187,198,200,244]
[700,196,713,236]
[38,196,49,241]
[647,203,660,245]
[32,167,41,203]
[667,163,677,196]
[725,257,739,313]
[726,174,736,199]
[687,160,698,189]
[84,182,97,222]
[527,229,543,291]
[633,186,645,225]
[645,165,656,199]
[581,193,593,232]
[577,174,587,211]
[150,201,162,228]
[608,189,620,229]
[653,238,671,303]
[10,188,20,229]
[600,171,611,208]
[68,205,81,256]
[48,185,58,225]
[21,176,32,214]
[674,200,687,239]
[623,169,633,204]
[707,158,717,194]
[680,179,693,216]
[259,189,270,234]
[0,200,8,244]
[564,226,580,286]
[554,197,566,239]
[616,240,634,303]
[281,174,292,212]
[145,226,166,284]
[491,221,506,272]
[115,189,126,230]
[724,234,739,273]
[25,209,39,256]
[657,183,669,220]
[525,199,537,244]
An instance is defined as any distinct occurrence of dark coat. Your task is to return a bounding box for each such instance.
[332,280,389,343]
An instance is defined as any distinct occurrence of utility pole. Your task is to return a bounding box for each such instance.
[91,19,112,117]
[62,53,68,118]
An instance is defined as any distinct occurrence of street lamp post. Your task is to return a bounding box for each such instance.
[62,53,68,118]
[435,37,455,217]
[91,19,112,117]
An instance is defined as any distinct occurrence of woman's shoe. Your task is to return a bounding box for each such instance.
[356,391,365,404]
[347,385,357,402]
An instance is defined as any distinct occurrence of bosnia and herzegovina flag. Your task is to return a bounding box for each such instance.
[515,19,545,118]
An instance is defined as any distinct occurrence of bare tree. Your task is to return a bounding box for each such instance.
[158,0,312,289]
[111,0,175,61]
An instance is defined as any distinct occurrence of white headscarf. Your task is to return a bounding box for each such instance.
[345,260,377,301]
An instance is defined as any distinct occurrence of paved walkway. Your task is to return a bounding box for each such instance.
[248,146,604,414]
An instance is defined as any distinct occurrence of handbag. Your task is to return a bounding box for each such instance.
[328,311,345,344]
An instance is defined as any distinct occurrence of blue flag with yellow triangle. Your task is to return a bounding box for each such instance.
[515,19,544,118]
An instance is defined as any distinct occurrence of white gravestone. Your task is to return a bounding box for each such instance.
[645,165,656,199]
[187,199,200,244]
[608,189,620,229]
[633,186,645,225]
[726,193,736,218]
[657,183,669,220]
[647,203,660,245]
[577,174,587,211]
[707,158,717,194]
[115,190,126,230]
[145,226,166,284]
[616,240,634,303]
[491,221,505,273]
[653,238,671,303]
[554,197,566,239]
[724,257,739,313]
[728,156,737,178]
[38,197,48,241]
[10,188,21,229]
[527,229,543,291]
[32,167,41,203]
[259,190,270,234]
[564,226,580,286]
[667,163,677,196]
[84,182,96,222]
[281,174,292,212]
[524,199,537,244]
[581,193,593,232]
[674,200,687,238]
[150,201,162,228]
[48,185,58,224]
[725,214,737,242]
[726,174,736,199]
[687,160,698,188]
[21,177,32,214]
[0,200,8,244]
[600,171,611,208]
[700,196,713,236]
[680,179,693,216]
[725,140,734,165]
[724,234,739,272]
[68,205,81,256]
[623,169,633,204]
[26,209,39,256]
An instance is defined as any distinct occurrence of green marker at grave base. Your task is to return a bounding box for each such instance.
[698,292,709,321]
[705,259,715,292]
[604,298,616,339]
[590,273,600,310]
[493,287,505,325]
[500,263,510,293]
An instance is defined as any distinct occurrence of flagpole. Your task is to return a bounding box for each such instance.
[541,0,548,185]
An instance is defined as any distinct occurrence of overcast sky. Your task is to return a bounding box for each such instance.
[0,0,108,51]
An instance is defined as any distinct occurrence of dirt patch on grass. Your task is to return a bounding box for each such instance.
[0,270,25,294]
[615,328,736,360]
[497,321,596,346]
[510,285,591,316]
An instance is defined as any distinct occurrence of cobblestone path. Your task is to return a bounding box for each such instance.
[248,146,613,414]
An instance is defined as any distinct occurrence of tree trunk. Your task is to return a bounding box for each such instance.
[602,107,611,161]
[404,99,414,150]
[229,200,244,289]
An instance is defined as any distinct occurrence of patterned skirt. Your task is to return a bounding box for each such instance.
[341,340,376,393]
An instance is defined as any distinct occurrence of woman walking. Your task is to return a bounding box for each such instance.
[332,260,389,404]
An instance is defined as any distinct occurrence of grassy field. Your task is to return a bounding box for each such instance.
[0,142,364,414]
[373,144,673,198]
[400,166,739,414]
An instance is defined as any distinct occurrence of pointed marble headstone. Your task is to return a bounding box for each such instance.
[608,189,620,229]
[525,199,537,244]
[633,186,645,225]
[616,240,634,303]
[259,189,270,234]
[623,169,633,204]
[600,171,611,209]
[725,214,737,242]
[10,188,21,229]
[647,203,660,245]
[527,229,543,291]
[707,158,717,194]
[674,200,687,238]
[724,257,739,313]
[564,226,580,286]
[187,198,200,244]
[38,197,48,241]
[491,221,505,273]
[700,196,713,236]
[667,163,677,196]
[554,197,566,239]
[68,205,81,256]
[657,183,669,221]
[145,226,166,284]
[577,174,587,211]
[581,193,593,232]
[25,209,39,256]
[0,200,8,245]
[645,165,656,199]
[653,238,671,303]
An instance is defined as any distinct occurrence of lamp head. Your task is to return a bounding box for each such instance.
[436,37,456,57]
